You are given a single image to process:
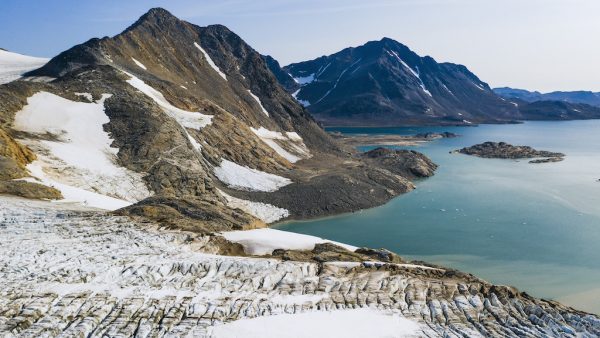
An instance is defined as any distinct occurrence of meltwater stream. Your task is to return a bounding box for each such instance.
[277,120,600,314]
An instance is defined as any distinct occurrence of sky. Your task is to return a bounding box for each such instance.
[1,0,599,92]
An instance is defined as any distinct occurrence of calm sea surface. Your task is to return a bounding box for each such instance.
[277,120,600,314]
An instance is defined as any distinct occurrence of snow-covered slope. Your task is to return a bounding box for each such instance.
[1,196,598,337]
[0,49,48,84]
[13,91,151,210]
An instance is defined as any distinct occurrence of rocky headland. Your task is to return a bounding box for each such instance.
[455,142,565,164]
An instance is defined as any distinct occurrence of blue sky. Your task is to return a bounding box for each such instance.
[1,0,599,92]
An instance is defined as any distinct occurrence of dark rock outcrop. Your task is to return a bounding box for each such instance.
[361,147,438,178]
[262,54,299,93]
[456,142,565,163]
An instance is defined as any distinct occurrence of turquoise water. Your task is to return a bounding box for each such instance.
[277,120,600,314]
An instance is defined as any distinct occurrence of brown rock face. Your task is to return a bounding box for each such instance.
[0,7,438,228]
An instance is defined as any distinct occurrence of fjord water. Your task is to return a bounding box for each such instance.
[277,120,600,314]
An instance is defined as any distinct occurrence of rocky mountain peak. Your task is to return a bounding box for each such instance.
[127,7,180,29]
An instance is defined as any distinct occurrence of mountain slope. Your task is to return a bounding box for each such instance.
[0,49,48,84]
[284,38,518,126]
[0,8,431,230]
[495,87,600,107]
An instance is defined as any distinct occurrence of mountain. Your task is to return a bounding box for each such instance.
[0,49,48,84]
[494,87,600,107]
[0,8,433,230]
[263,54,299,93]
[515,99,600,120]
[283,38,519,126]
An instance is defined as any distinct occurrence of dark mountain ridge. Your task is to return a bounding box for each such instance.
[283,38,518,126]
[494,87,600,107]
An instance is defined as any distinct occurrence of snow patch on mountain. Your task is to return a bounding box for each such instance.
[218,190,289,223]
[220,228,357,255]
[0,49,48,84]
[250,127,311,163]
[124,72,213,129]
[387,50,432,97]
[314,59,362,104]
[131,57,147,70]
[247,90,269,116]
[194,42,227,81]
[292,89,311,107]
[214,159,291,192]
[13,91,151,210]
[293,73,315,85]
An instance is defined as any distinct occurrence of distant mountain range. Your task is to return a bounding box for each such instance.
[494,87,600,107]
[265,38,600,126]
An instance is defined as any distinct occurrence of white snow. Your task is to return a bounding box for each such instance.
[292,89,311,107]
[124,72,213,130]
[23,162,132,210]
[13,91,151,210]
[462,119,473,124]
[441,83,454,96]
[247,90,270,116]
[473,82,486,91]
[214,159,292,192]
[314,59,362,104]
[131,57,147,70]
[0,49,48,84]
[250,127,311,163]
[194,42,227,81]
[180,85,188,90]
[285,132,303,141]
[209,308,423,338]
[293,73,315,85]
[387,50,432,97]
[218,190,289,223]
[221,228,357,255]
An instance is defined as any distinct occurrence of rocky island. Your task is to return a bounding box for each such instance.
[455,142,565,163]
